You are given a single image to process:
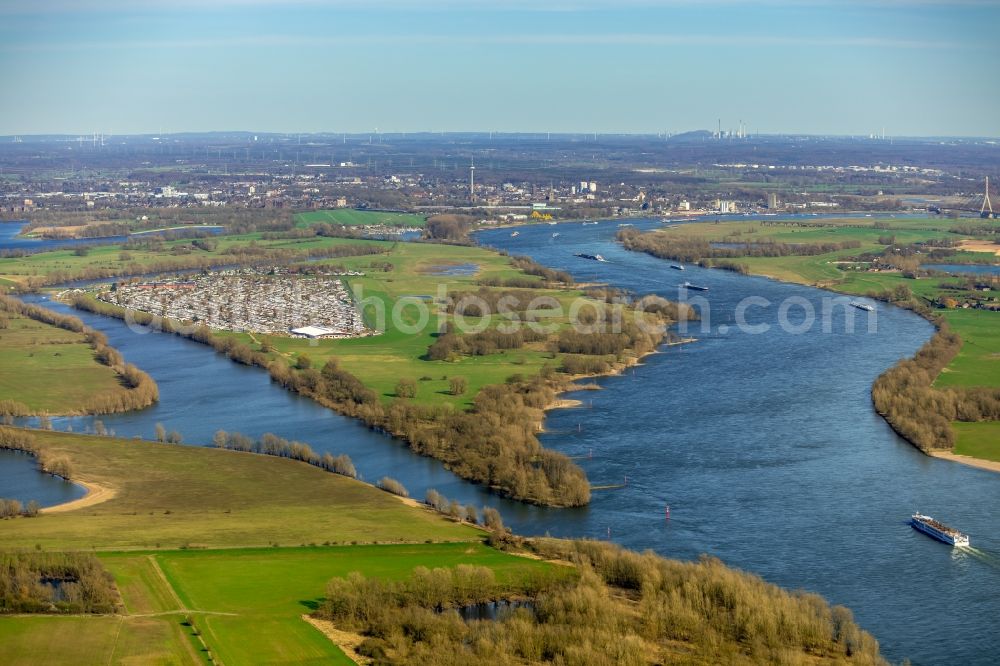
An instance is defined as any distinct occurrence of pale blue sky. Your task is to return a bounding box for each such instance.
[1,0,998,136]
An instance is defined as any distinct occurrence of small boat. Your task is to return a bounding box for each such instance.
[849,301,875,312]
[575,253,607,262]
[670,264,685,271]
[552,232,560,238]
[510,231,520,237]
[582,221,599,226]
[910,513,969,547]
[679,281,708,291]
[548,221,558,225]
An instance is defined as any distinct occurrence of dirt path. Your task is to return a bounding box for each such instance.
[147,555,187,611]
[957,240,1000,256]
[41,479,116,513]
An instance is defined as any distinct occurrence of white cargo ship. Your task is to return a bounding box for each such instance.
[910,513,970,547]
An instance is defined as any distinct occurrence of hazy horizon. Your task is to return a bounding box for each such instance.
[2,129,1000,140]
[1,1,999,137]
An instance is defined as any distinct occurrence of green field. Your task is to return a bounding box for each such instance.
[936,309,1000,388]
[295,208,427,228]
[0,615,205,666]
[0,312,127,414]
[0,429,479,550]
[953,422,1000,462]
[0,544,560,666]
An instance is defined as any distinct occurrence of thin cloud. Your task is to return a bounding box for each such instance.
[0,32,969,53]
[2,0,999,14]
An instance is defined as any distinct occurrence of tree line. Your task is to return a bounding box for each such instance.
[872,321,1000,451]
[427,324,549,361]
[509,256,574,285]
[210,429,357,478]
[0,498,40,518]
[617,227,862,263]
[0,295,159,416]
[424,488,502,530]
[314,537,884,666]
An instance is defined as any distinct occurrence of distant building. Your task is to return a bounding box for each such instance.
[290,325,339,339]
[716,199,735,214]
[677,200,691,211]
[767,192,779,209]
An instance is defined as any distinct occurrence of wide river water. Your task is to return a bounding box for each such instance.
[3,218,999,664]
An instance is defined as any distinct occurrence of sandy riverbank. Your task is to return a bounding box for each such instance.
[931,451,1000,474]
[41,479,116,514]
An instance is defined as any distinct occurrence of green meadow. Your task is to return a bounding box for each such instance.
[0,312,126,414]
[953,422,1000,462]
[936,309,1000,388]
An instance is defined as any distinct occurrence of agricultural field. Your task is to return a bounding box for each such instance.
[0,544,561,666]
[295,209,427,228]
[0,312,126,414]
[0,615,204,666]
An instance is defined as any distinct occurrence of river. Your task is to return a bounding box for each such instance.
[3,218,999,664]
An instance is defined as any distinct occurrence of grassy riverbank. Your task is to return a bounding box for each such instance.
[0,428,478,550]
[0,312,128,415]
[0,297,157,416]
[619,216,1000,464]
